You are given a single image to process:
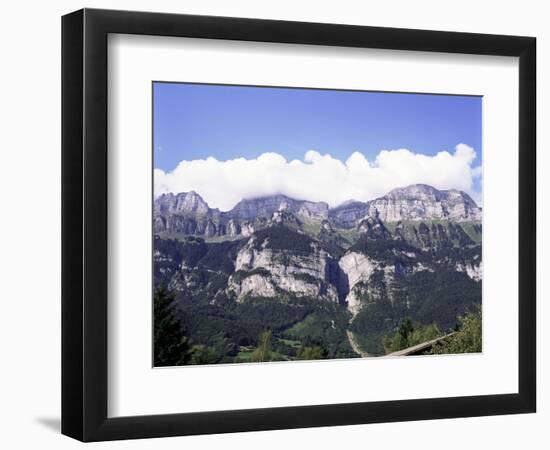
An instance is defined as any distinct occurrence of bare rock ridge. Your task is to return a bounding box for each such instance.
[154,192,329,237]
[154,184,481,237]
[230,195,329,221]
[227,229,344,303]
[155,190,214,216]
[329,184,481,228]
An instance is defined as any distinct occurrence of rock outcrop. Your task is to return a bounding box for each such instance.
[338,252,380,314]
[154,192,329,238]
[230,195,328,222]
[155,185,481,238]
[330,184,481,228]
[227,230,342,302]
[456,260,483,281]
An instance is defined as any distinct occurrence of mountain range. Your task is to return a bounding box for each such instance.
[153,184,482,363]
[154,184,481,239]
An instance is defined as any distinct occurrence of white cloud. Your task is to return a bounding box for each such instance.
[154,144,482,211]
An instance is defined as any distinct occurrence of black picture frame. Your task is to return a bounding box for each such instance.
[62,8,536,442]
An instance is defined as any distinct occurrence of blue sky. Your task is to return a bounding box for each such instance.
[154,82,481,168]
[153,82,482,209]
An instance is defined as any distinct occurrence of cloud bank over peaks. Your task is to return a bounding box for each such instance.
[154,144,482,211]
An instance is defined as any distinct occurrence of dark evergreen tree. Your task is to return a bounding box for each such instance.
[154,287,193,366]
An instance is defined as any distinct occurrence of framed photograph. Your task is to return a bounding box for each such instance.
[62,8,536,442]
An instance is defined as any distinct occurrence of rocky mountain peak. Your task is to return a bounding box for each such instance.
[385,184,444,201]
[357,216,391,240]
[330,184,481,227]
[371,184,481,222]
[154,184,481,238]
[229,194,328,221]
[383,184,479,207]
[178,191,211,215]
[155,191,212,216]
[270,210,303,228]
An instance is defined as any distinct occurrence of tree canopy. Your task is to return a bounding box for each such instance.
[154,287,193,366]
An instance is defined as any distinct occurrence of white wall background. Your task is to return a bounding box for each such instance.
[0,1,546,448]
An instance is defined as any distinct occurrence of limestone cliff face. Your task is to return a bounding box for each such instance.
[155,185,481,238]
[338,248,482,316]
[155,191,216,217]
[338,251,410,315]
[330,184,481,228]
[154,192,327,238]
[456,260,483,281]
[393,220,477,250]
[367,185,482,222]
[226,219,241,237]
[230,195,328,222]
[328,202,371,229]
[338,252,379,314]
[227,233,341,303]
[154,191,221,236]
[338,252,378,291]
